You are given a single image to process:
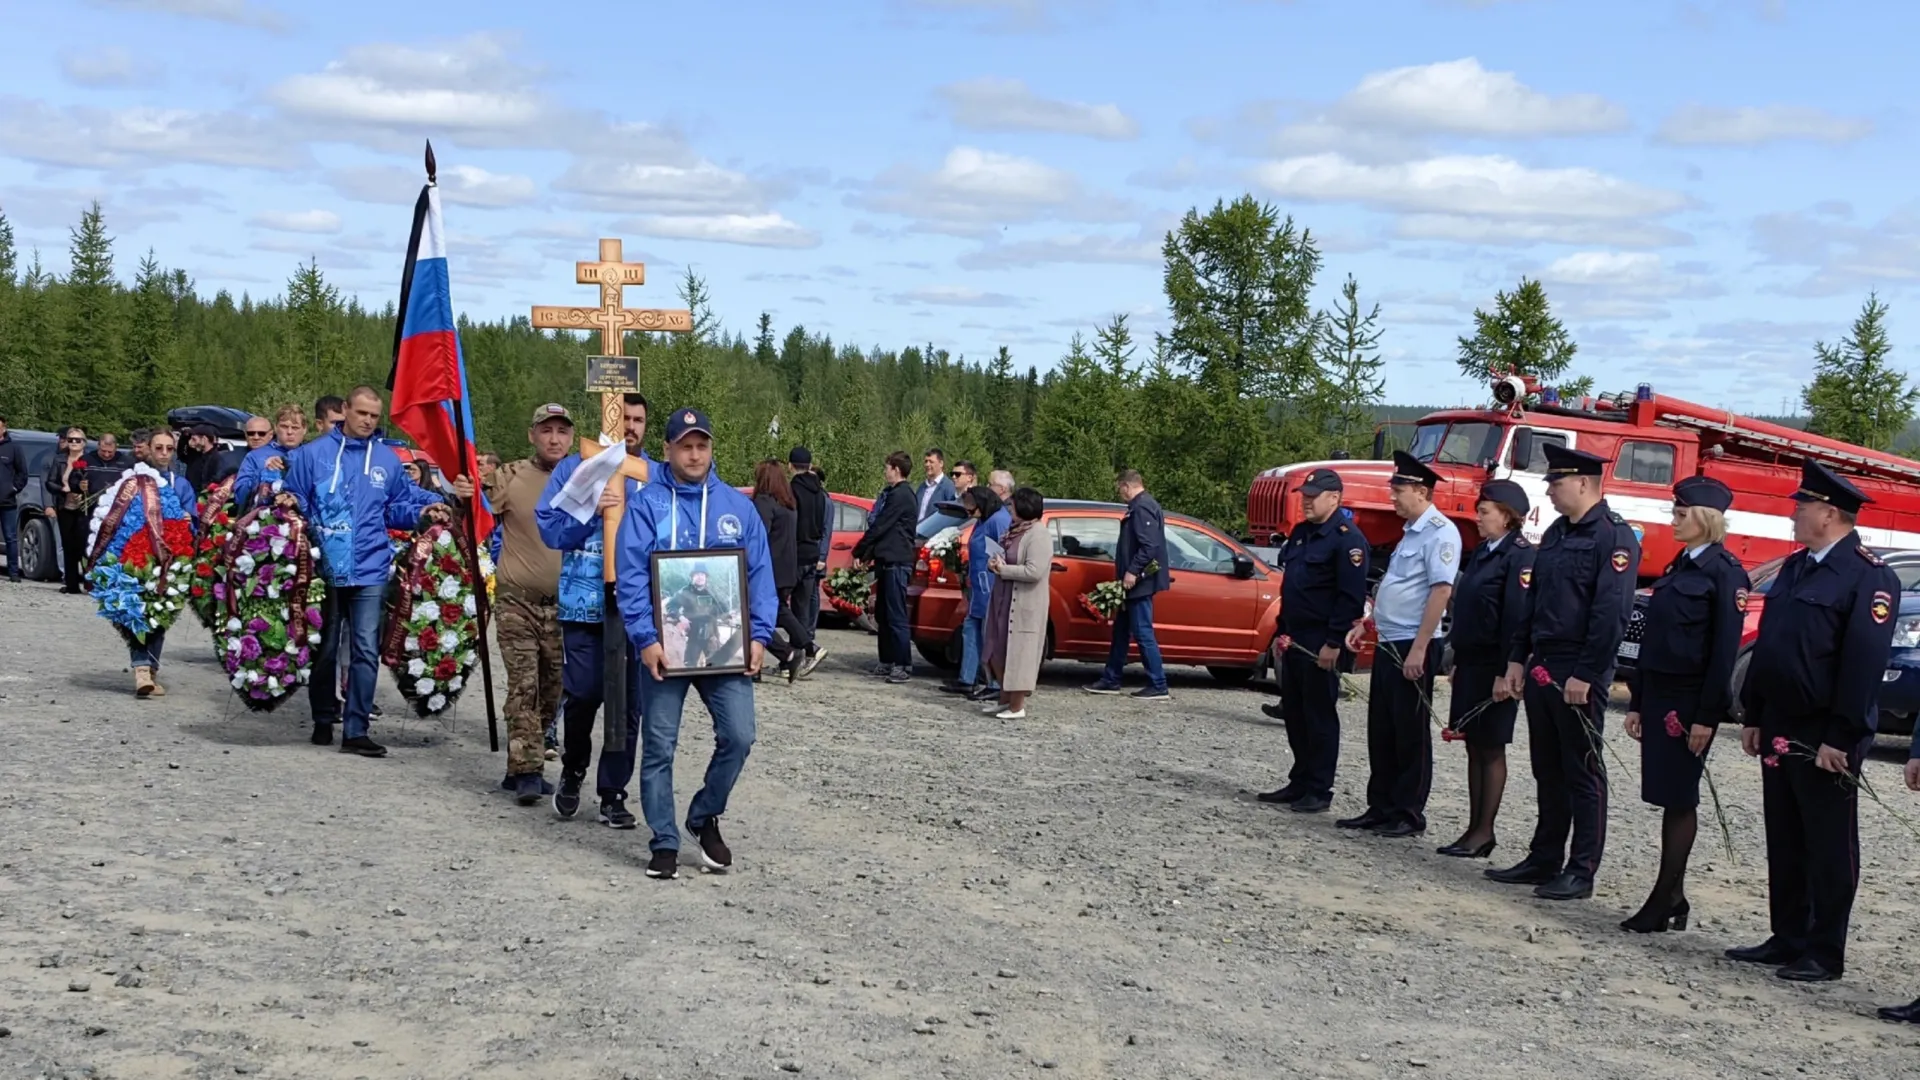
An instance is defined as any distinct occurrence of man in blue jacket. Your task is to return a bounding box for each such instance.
[616,407,776,880]
[912,447,958,524]
[231,403,310,509]
[278,386,462,757]
[1085,469,1171,700]
[536,392,655,829]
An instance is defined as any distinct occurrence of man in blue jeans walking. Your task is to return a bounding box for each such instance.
[616,407,776,881]
[1085,469,1171,701]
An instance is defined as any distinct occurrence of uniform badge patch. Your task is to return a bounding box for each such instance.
[717,513,743,540]
[1734,588,1749,613]
[1440,546,1455,565]
[1349,549,1364,567]
[1611,549,1631,573]
[1519,568,1532,589]
[1872,591,1893,624]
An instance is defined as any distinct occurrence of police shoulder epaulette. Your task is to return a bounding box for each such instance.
[1607,510,1629,527]
[1721,549,1744,569]
[1337,524,1349,534]
[1512,534,1532,548]
[1858,546,1885,566]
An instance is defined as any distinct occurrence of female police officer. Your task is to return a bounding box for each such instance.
[1438,480,1533,859]
[1620,476,1745,932]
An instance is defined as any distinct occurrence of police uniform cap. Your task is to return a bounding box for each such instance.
[1673,475,1733,513]
[1300,468,1343,496]
[1790,460,1871,515]
[1389,450,1442,489]
[1477,479,1529,519]
[1542,442,1607,478]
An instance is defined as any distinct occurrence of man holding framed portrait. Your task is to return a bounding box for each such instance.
[615,407,777,880]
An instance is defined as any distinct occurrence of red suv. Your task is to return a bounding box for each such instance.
[907,500,1290,684]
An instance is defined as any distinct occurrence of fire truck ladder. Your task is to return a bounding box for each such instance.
[1658,411,1920,485]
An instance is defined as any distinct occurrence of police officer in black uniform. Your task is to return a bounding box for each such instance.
[1619,475,1746,933]
[1727,461,1898,982]
[1259,469,1369,814]
[1437,479,1534,858]
[1486,444,1639,901]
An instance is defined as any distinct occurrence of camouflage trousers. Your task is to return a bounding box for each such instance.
[496,590,563,776]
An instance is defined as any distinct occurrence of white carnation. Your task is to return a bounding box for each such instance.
[308,632,321,644]
[284,642,298,654]
[269,538,287,558]
[404,635,419,651]
[440,630,460,652]
[436,576,460,601]
[416,678,436,695]
[297,667,311,681]
[264,676,279,692]
[427,693,447,712]
[310,546,321,558]
[447,675,464,693]
[225,637,242,653]
[246,670,263,684]
[406,658,425,677]
[226,617,242,632]
[266,585,280,598]
[435,531,453,549]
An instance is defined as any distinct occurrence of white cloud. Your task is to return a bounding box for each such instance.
[59,46,163,88]
[0,97,305,170]
[92,0,289,31]
[555,159,771,215]
[889,286,1026,307]
[957,230,1159,269]
[936,77,1138,140]
[251,209,342,234]
[1750,204,1920,297]
[1330,58,1628,137]
[859,146,1131,236]
[1394,214,1690,248]
[328,163,538,208]
[1535,251,1723,320]
[1656,104,1873,146]
[614,213,820,249]
[1256,153,1688,221]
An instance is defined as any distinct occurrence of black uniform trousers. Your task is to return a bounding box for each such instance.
[1366,638,1438,828]
[1520,653,1611,878]
[1280,645,1341,800]
[1760,737,1865,973]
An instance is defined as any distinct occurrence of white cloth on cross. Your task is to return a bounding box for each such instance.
[553,441,628,525]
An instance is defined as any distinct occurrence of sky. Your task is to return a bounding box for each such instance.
[1,0,1915,413]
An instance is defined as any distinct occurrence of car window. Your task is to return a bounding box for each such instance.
[1747,558,1786,594]
[20,437,55,476]
[1616,440,1675,486]
[1510,429,1567,474]
[1885,554,1920,592]
[917,509,968,540]
[833,501,866,533]
[1167,523,1237,575]
[1053,515,1119,561]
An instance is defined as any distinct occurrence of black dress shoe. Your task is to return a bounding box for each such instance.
[1289,795,1331,813]
[1485,858,1561,885]
[1373,820,1425,839]
[1876,998,1920,1024]
[1533,872,1594,901]
[1437,837,1496,859]
[938,680,972,694]
[1260,701,1285,720]
[1776,957,1841,983]
[1336,808,1388,830]
[1257,785,1303,804]
[1726,941,1801,967]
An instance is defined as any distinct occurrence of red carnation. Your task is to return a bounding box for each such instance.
[195,563,214,579]
[1277,634,1293,653]
[1763,755,1780,767]
[1663,711,1684,738]
[1529,665,1553,686]
[434,657,457,680]
[1771,736,1790,755]
[190,584,206,598]
[418,626,440,651]
[442,603,463,623]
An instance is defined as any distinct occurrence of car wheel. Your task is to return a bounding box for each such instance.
[1207,666,1256,686]
[19,514,55,581]
[916,636,960,671]
[1727,648,1751,725]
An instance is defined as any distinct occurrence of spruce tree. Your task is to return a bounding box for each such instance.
[1313,274,1386,455]
[127,250,189,419]
[983,345,1018,467]
[62,202,128,433]
[1455,277,1587,398]
[1803,292,1918,451]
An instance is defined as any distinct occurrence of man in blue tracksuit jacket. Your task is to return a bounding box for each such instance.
[615,406,776,880]
[231,403,312,510]
[279,386,459,757]
[535,392,656,829]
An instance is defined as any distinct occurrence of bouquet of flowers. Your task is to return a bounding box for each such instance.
[927,531,964,585]
[825,567,874,619]
[382,523,483,718]
[1077,560,1158,621]
[85,463,197,644]
[188,481,237,631]
[217,503,325,712]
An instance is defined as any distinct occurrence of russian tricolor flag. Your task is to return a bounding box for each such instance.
[387,143,493,540]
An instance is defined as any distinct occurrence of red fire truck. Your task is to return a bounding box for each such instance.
[1247,377,1920,582]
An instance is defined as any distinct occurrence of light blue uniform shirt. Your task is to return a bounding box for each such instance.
[1372,504,1461,643]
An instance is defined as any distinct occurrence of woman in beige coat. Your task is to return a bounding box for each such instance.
[983,487,1049,720]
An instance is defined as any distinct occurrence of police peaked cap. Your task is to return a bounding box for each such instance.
[1791,460,1872,515]
[1477,479,1529,519]
[1542,442,1607,478]
[1299,468,1343,496]
[1673,475,1733,514]
[1390,450,1442,489]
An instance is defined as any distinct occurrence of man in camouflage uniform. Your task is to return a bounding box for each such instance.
[486,404,575,805]
[669,567,728,667]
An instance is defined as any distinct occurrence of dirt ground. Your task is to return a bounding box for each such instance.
[3,580,1919,1080]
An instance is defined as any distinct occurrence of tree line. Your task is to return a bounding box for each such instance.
[0,198,1912,532]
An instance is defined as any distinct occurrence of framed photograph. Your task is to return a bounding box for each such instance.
[650,548,751,677]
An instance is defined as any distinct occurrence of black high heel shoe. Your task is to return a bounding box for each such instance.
[1620,898,1691,933]
[1436,836,1496,859]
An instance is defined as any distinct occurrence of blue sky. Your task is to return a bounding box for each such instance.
[1,0,1914,412]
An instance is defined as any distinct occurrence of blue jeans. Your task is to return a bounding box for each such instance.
[309,584,384,739]
[129,627,166,670]
[959,615,999,689]
[637,667,757,853]
[560,622,643,799]
[0,505,19,579]
[1101,595,1167,691]
[875,564,911,667]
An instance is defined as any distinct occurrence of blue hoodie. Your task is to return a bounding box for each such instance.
[230,441,300,509]
[614,463,776,653]
[535,448,655,624]
[281,429,444,587]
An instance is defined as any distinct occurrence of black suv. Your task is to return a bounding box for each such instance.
[1,429,84,581]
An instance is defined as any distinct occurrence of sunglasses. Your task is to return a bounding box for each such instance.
[65,437,84,444]
[245,430,271,437]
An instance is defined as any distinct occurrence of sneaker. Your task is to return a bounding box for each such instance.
[938,679,972,695]
[310,722,335,746]
[798,649,826,679]
[1131,687,1171,701]
[369,702,384,719]
[554,771,584,819]
[646,849,679,879]
[966,685,999,702]
[866,661,891,677]
[885,666,912,684]
[1082,680,1123,695]
[514,773,547,807]
[691,820,733,872]
[599,795,637,830]
[339,736,388,758]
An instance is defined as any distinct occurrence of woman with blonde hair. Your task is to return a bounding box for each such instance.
[1620,476,1746,933]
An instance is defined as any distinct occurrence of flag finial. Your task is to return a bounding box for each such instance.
[424,140,437,186]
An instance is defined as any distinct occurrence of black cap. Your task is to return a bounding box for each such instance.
[1542,442,1607,478]
[666,408,713,444]
[1674,475,1733,513]
[1791,460,1871,515]
[1478,479,1529,519]
[1300,468,1343,497]
[190,424,219,441]
[788,445,812,466]
[1390,450,1441,489]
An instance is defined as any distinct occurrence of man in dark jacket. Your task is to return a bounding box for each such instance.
[1085,469,1171,700]
[0,415,28,582]
[80,433,130,505]
[180,425,234,493]
[788,446,831,645]
[854,450,918,683]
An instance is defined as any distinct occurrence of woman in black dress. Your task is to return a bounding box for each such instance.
[1621,476,1745,932]
[1438,480,1534,859]
[751,458,817,681]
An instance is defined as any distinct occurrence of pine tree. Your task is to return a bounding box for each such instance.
[1313,274,1386,455]
[983,345,1018,467]
[126,250,189,419]
[1456,277,1587,398]
[1803,292,1919,452]
[62,201,128,433]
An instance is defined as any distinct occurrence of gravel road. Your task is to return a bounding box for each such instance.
[3,580,1918,1080]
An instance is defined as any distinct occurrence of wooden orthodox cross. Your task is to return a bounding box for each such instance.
[530,238,691,750]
